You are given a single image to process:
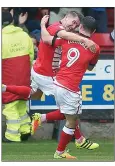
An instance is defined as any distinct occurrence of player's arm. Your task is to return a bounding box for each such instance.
[88,64,95,71]
[57,30,96,49]
[41,24,54,45]
[88,46,100,71]
[41,15,63,47]
[41,24,63,47]
[41,15,54,45]
[88,57,98,71]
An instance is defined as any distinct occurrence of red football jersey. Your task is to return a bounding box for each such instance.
[33,22,64,76]
[53,37,100,92]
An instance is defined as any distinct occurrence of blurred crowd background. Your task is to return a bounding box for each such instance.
[2,7,114,57]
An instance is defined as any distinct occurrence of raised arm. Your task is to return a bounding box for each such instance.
[41,15,54,45]
[41,15,96,52]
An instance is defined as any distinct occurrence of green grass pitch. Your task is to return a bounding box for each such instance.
[2,138,114,162]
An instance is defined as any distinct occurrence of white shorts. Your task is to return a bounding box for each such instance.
[31,68,55,96]
[54,85,82,115]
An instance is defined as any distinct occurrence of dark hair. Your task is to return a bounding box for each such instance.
[12,7,27,26]
[66,11,84,22]
[81,16,97,33]
[2,11,13,26]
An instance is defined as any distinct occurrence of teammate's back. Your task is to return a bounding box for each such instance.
[55,39,100,92]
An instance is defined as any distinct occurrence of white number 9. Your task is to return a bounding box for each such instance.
[66,48,80,67]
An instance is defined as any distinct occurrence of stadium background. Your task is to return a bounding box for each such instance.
[2,7,114,161]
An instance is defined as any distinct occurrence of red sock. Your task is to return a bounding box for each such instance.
[74,120,83,139]
[6,85,31,98]
[46,109,65,121]
[57,126,75,152]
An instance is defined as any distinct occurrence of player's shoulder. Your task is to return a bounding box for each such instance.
[47,22,64,30]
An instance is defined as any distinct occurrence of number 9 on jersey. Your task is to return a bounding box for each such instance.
[66,48,80,67]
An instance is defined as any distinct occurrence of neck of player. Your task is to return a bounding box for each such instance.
[79,30,91,38]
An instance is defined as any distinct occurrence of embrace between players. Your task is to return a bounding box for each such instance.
[3,11,100,159]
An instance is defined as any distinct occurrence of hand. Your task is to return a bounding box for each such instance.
[10,8,14,17]
[2,84,7,92]
[19,12,28,25]
[41,9,49,16]
[41,15,49,27]
[83,38,97,53]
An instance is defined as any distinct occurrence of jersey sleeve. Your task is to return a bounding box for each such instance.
[89,46,100,66]
[47,24,64,36]
[52,36,64,47]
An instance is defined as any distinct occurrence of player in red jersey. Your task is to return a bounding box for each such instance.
[39,15,100,159]
[2,12,96,98]
[3,12,94,98]
[2,12,95,118]
[31,11,95,99]
[2,13,98,152]
[3,15,100,158]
